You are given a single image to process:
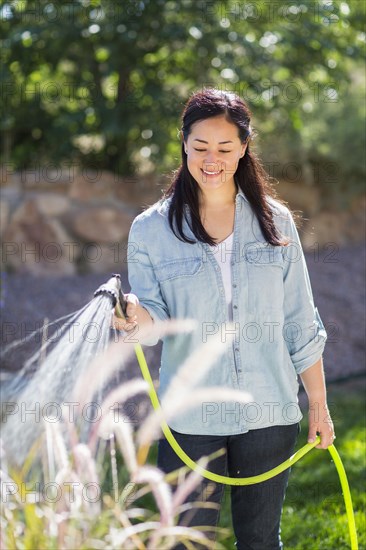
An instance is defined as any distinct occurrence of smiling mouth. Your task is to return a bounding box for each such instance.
[201,169,223,176]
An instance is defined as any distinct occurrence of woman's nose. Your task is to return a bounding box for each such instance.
[203,153,221,168]
[204,151,218,161]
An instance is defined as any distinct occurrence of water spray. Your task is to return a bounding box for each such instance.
[99,274,358,550]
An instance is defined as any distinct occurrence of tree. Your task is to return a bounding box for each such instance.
[1,0,365,204]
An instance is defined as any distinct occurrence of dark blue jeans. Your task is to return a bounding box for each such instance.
[157,423,300,550]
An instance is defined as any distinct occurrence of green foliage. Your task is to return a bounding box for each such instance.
[304,81,366,209]
[1,0,365,203]
[258,72,366,208]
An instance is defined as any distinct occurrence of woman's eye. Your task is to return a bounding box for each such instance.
[193,149,232,153]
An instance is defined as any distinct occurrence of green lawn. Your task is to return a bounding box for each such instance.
[215,378,366,549]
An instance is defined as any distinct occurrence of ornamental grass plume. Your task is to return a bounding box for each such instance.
[72,317,196,413]
[87,378,149,454]
[1,314,235,549]
[98,408,139,475]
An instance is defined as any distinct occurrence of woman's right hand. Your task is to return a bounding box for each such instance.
[112,293,139,332]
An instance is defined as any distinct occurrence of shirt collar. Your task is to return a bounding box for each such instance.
[236,188,249,204]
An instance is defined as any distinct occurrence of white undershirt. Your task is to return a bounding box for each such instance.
[208,232,234,321]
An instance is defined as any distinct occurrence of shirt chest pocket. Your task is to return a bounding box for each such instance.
[245,245,284,312]
[155,257,203,283]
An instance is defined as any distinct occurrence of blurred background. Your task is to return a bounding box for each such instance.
[0,0,365,383]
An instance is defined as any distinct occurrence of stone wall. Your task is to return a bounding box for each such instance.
[0,169,364,275]
[0,169,166,275]
[272,180,366,250]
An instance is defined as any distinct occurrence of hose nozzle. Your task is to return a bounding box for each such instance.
[94,274,127,319]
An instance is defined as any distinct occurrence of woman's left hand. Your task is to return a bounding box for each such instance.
[307,402,336,449]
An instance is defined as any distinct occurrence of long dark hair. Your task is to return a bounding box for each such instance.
[164,88,291,246]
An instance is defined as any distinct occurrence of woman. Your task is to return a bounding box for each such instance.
[114,88,335,550]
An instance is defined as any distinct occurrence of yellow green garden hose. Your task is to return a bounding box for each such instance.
[133,342,358,550]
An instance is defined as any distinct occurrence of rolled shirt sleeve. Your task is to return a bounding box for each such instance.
[127,218,170,345]
[282,212,327,374]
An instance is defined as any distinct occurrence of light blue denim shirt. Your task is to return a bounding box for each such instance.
[127,190,327,435]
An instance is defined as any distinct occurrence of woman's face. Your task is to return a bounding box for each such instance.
[184,115,247,194]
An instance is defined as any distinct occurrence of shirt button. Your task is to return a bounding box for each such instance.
[233,305,238,309]
[233,284,237,288]
[235,347,239,352]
